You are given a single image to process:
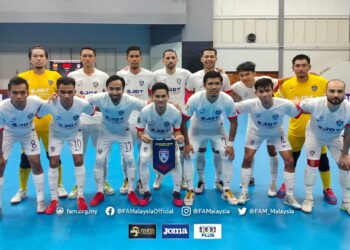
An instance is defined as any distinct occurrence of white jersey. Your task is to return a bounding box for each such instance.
[68,68,109,125]
[0,96,43,136]
[154,68,191,108]
[232,76,279,101]
[183,91,237,130]
[300,96,350,140]
[185,69,232,94]
[136,103,182,139]
[87,92,145,134]
[236,97,301,136]
[37,97,94,136]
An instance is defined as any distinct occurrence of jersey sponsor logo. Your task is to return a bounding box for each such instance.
[129,224,156,239]
[139,80,144,86]
[80,90,97,95]
[58,122,78,129]
[194,224,222,239]
[200,116,220,122]
[272,114,279,120]
[93,81,99,88]
[104,115,124,123]
[127,89,144,94]
[256,120,279,128]
[311,85,317,91]
[336,120,344,127]
[169,87,181,92]
[162,224,189,239]
[317,125,343,134]
[11,122,31,128]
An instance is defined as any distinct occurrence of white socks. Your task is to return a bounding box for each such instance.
[75,165,86,198]
[48,168,59,201]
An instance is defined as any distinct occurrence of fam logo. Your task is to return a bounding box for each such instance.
[194,224,222,239]
[128,224,156,239]
[162,224,189,239]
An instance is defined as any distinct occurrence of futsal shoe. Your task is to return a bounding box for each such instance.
[239,177,255,188]
[267,183,277,197]
[45,200,58,215]
[68,185,78,199]
[119,178,128,195]
[181,179,188,190]
[37,200,46,214]
[128,191,140,206]
[214,180,224,192]
[301,199,314,213]
[222,189,238,205]
[10,189,27,204]
[340,202,350,215]
[284,195,301,209]
[276,183,286,198]
[184,190,195,206]
[77,197,88,210]
[58,184,68,199]
[153,176,164,190]
[137,180,145,195]
[194,181,206,194]
[104,181,115,195]
[237,191,249,205]
[173,191,184,207]
[323,188,337,204]
[90,192,104,207]
[139,191,152,206]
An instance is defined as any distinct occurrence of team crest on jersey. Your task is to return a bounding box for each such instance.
[159,149,169,163]
[119,111,124,115]
[164,121,170,127]
[27,113,34,119]
[177,79,182,85]
[48,80,53,86]
[256,114,261,118]
[93,81,99,88]
[51,146,56,152]
[139,80,144,86]
[272,114,279,120]
[336,120,344,127]
[73,115,79,121]
[311,85,317,92]
[215,110,222,115]
[317,116,325,122]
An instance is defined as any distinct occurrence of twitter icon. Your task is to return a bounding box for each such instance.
[238,207,247,216]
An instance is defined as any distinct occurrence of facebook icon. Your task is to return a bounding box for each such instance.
[105,206,115,216]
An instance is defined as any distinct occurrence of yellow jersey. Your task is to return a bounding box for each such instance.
[18,70,61,131]
[275,74,327,137]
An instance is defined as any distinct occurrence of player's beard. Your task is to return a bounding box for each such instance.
[34,65,45,70]
[327,96,345,105]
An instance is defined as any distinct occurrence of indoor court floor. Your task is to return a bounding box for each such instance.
[0,114,349,250]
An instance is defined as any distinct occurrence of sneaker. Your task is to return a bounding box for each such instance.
[37,200,46,214]
[10,189,27,204]
[214,180,224,192]
[128,191,140,206]
[45,200,58,215]
[137,180,145,195]
[68,185,78,200]
[104,181,115,195]
[249,177,256,186]
[222,189,238,205]
[139,191,152,206]
[276,183,286,198]
[77,197,88,210]
[153,175,163,190]
[194,181,206,194]
[184,190,195,206]
[323,188,337,205]
[340,202,350,215]
[119,178,128,195]
[284,195,301,209]
[58,185,68,199]
[267,183,277,197]
[181,179,188,190]
[90,192,104,207]
[237,191,249,205]
[301,199,314,213]
[173,191,184,207]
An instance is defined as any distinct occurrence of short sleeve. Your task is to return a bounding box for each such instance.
[299,98,316,114]
[37,101,50,118]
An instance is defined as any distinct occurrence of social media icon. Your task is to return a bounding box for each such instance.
[181,206,191,216]
[238,207,247,216]
[105,206,115,216]
[56,207,64,216]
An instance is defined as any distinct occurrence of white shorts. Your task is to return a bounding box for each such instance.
[2,129,41,160]
[82,123,100,151]
[305,126,343,162]
[246,117,273,146]
[245,129,291,151]
[49,129,83,156]
[189,125,227,150]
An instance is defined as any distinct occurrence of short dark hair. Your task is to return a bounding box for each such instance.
[80,47,96,56]
[201,47,217,56]
[106,75,126,89]
[203,71,223,84]
[28,45,48,59]
[236,61,256,72]
[8,76,28,91]
[152,82,169,95]
[254,78,274,90]
[162,49,177,58]
[292,54,310,65]
[126,46,142,56]
[57,77,76,89]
